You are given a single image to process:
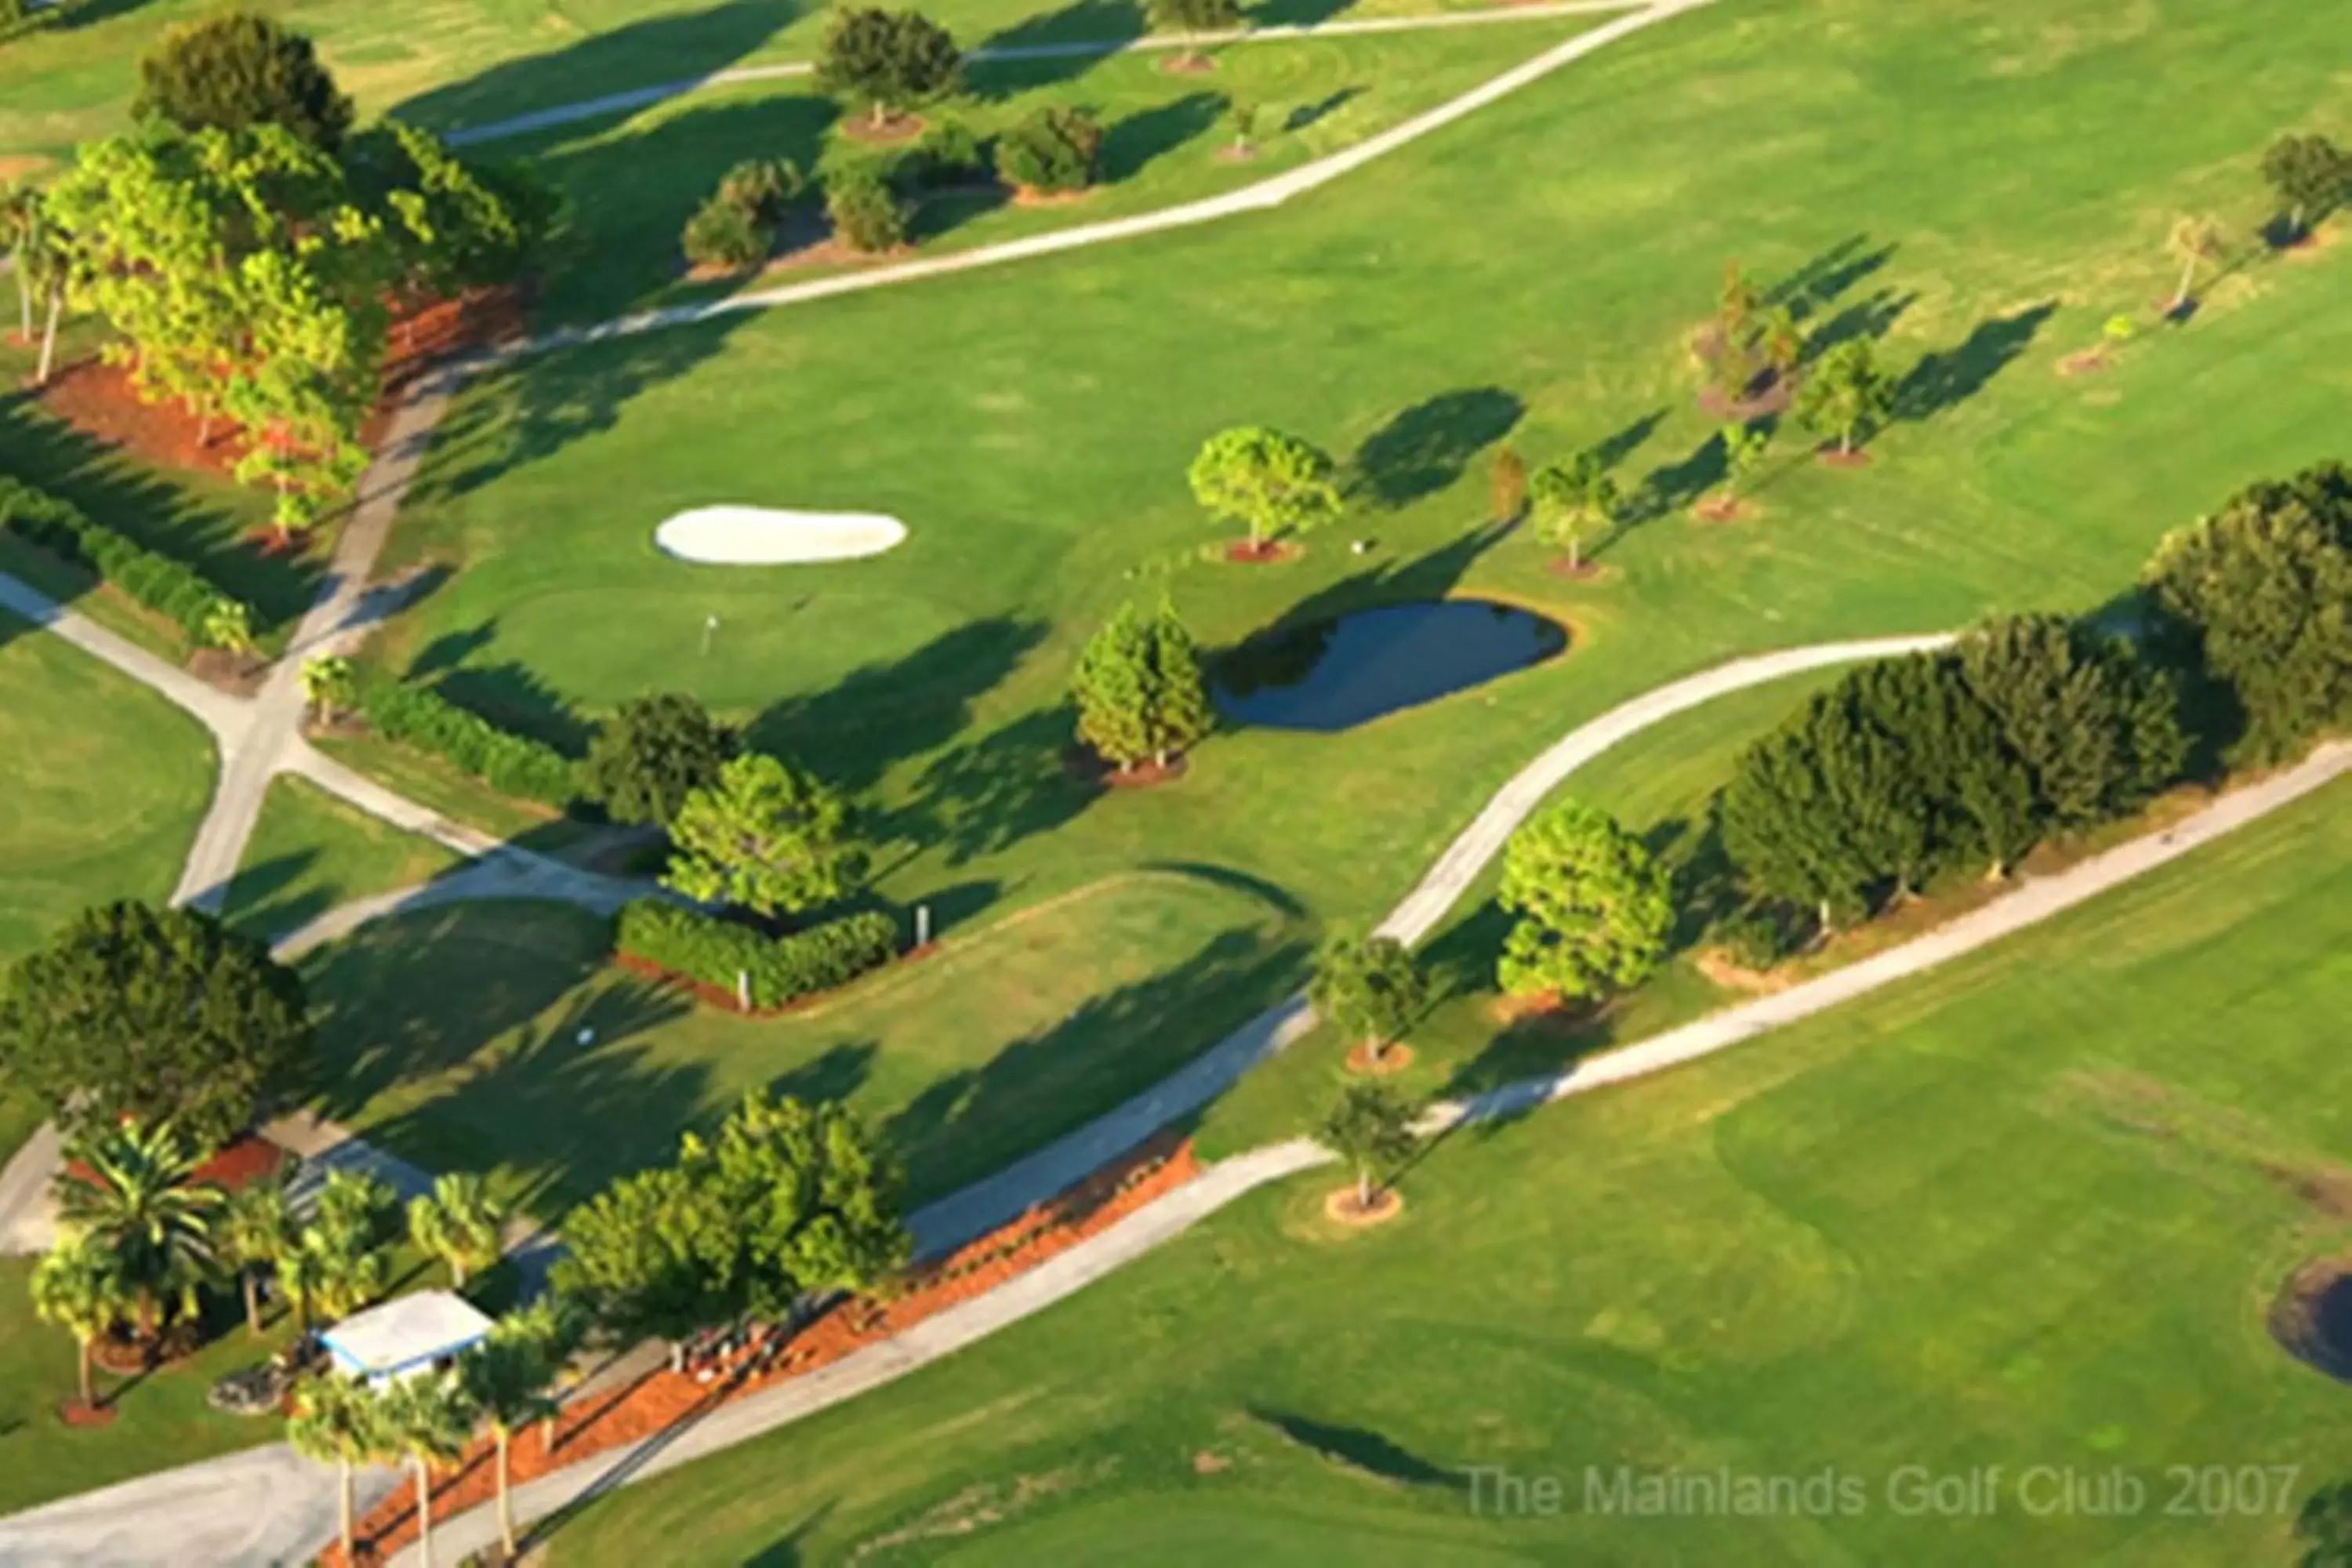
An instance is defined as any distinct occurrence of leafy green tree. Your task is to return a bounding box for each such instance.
[2143,461,2352,761]
[459,1316,562,1559]
[221,1176,296,1336]
[1496,800,1674,1000]
[1072,601,1209,771]
[31,1232,126,1410]
[996,105,1105,194]
[55,1119,225,1341]
[299,652,355,724]
[377,1371,477,1568]
[1715,421,1770,504]
[556,1092,908,1337]
[0,899,311,1152]
[825,166,906,253]
[663,753,863,917]
[352,120,543,307]
[1847,652,2037,880]
[1490,444,1527,523]
[1794,337,1894,456]
[1530,451,1618,571]
[2166,214,2227,310]
[718,157,803,223]
[1226,96,1258,155]
[583,694,742,828]
[1319,1084,1416,1211]
[408,1172,505,1290]
[1188,426,1342,551]
[1957,615,2186,827]
[683,193,768,270]
[1307,934,1428,1065]
[287,1373,383,1563]
[2262,132,2348,240]
[1149,0,1242,67]
[133,12,354,151]
[816,8,963,130]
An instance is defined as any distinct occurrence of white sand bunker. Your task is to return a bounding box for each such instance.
[654,506,908,564]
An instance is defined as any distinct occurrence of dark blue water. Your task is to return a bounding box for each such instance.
[1214,599,1568,732]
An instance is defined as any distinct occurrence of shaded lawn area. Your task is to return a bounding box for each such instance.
[301,869,1308,1214]
[220,775,466,947]
[511,15,1610,325]
[540,771,2352,1567]
[0,606,213,962]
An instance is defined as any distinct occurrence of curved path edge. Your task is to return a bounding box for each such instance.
[401,738,2352,1566]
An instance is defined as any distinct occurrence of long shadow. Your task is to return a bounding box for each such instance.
[432,655,598,755]
[1254,0,1358,27]
[1248,1406,1466,1489]
[972,0,1147,98]
[900,704,1091,868]
[1892,300,2056,423]
[1099,91,1225,183]
[1762,234,1897,325]
[1349,387,1525,509]
[0,386,321,630]
[392,0,803,140]
[748,616,1048,793]
[885,922,1312,1202]
[1285,85,1364,132]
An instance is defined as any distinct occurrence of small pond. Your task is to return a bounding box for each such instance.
[1214,599,1568,732]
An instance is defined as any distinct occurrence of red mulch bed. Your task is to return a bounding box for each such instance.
[1545,556,1603,579]
[56,1399,117,1428]
[30,285,527,492]
[1223,539,1301,564]
[840,112,927,145]
[65,1131,289,1194]
[2056,349,2111,378]
[1816,447,1872,469]
[1061,747,1189,789]
[610,942,922,1018]
[328,1134,1203,1566]
[1158,51,1216,74]
[1344,1041,1414,1076]
[1690,494,1751,523]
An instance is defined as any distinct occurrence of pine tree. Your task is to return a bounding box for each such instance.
[1140,599,1210,766]
[1072,604,1156,771]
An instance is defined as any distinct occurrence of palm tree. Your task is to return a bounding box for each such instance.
[408,1173,505,1290]
[298,653,355,724]
[378,1374,478,1568]
[55,1120,226,1343]
[287,1374,384,1563]
[222,1178,296,1337]
[1,179,37,345]
[459,1318,562,1558]
[30,1233,128,1410]
[275,1234,328,1338]
[2167,215,2227,312]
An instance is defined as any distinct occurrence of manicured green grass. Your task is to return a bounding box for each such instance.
[540,771,2352,1566]
[0,605,213,960]
[300,869,1308,1213]
[220,775,466,946]
[517,16,1607,323]
[358,0,2350,1189]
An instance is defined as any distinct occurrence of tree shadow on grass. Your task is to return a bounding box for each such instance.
[1892,300,2056,423]
[899,704,1092,869]
[1100,91,1224,183]
[430,654,598,755]
[749,616,1049,793]
[971,0,1146,98]
[884,922,1311,1203]
[1348,387,1525,509]
[393,0,804,140]
[1762,234,1898,325]
[1248,1407,1467,1490]
[1284,85,1365,132]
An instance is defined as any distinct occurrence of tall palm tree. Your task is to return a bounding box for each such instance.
[2167,215,2227,312]
[55,1120,226,1342]
[287,1374,384,1563]
[407,1173,505,1290]
[378,1374,477,1568]
[222,1178,296,1337]
[30,1233,128,1410]
[459,1319,561,1559]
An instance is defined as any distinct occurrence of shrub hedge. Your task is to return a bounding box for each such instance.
[351,672,579,807]
[615,900,899,1010]
[0,474,256,641]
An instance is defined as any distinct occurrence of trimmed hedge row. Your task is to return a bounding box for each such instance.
[351,673,579,807]
[0,474,255,641]
[615,901,899,1010]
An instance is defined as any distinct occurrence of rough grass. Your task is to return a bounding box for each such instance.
[538,771,2352,1566]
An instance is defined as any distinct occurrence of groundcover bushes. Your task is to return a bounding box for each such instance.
[350,671,579,806]
[615,900,898,1009]
[0,474,256,640]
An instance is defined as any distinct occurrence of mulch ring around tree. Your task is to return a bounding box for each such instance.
[840,111,928,145]
[91,1319,203,1374]
[1214,143,1259,165]
[1344,1041,1416,1076]
[1158,51,1217,74]
[1062,746,1190,790]
[1323,1185,1403,1227]
[2268,1256,2352,1381]
[1224,539,1303,564]
[55,1399,117,1428]
[186,648,270,696]
[2056,349,2111,378]
[329,1134,1202,1567]
[1816,447,1873,469]
[1690,494,1756,524]
[1545,556,1607,581]
[1010,184,1094,209]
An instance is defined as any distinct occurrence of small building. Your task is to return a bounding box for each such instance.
[320,1290,495,1387]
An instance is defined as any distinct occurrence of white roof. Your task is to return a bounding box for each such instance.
[321,1290,495,1376]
